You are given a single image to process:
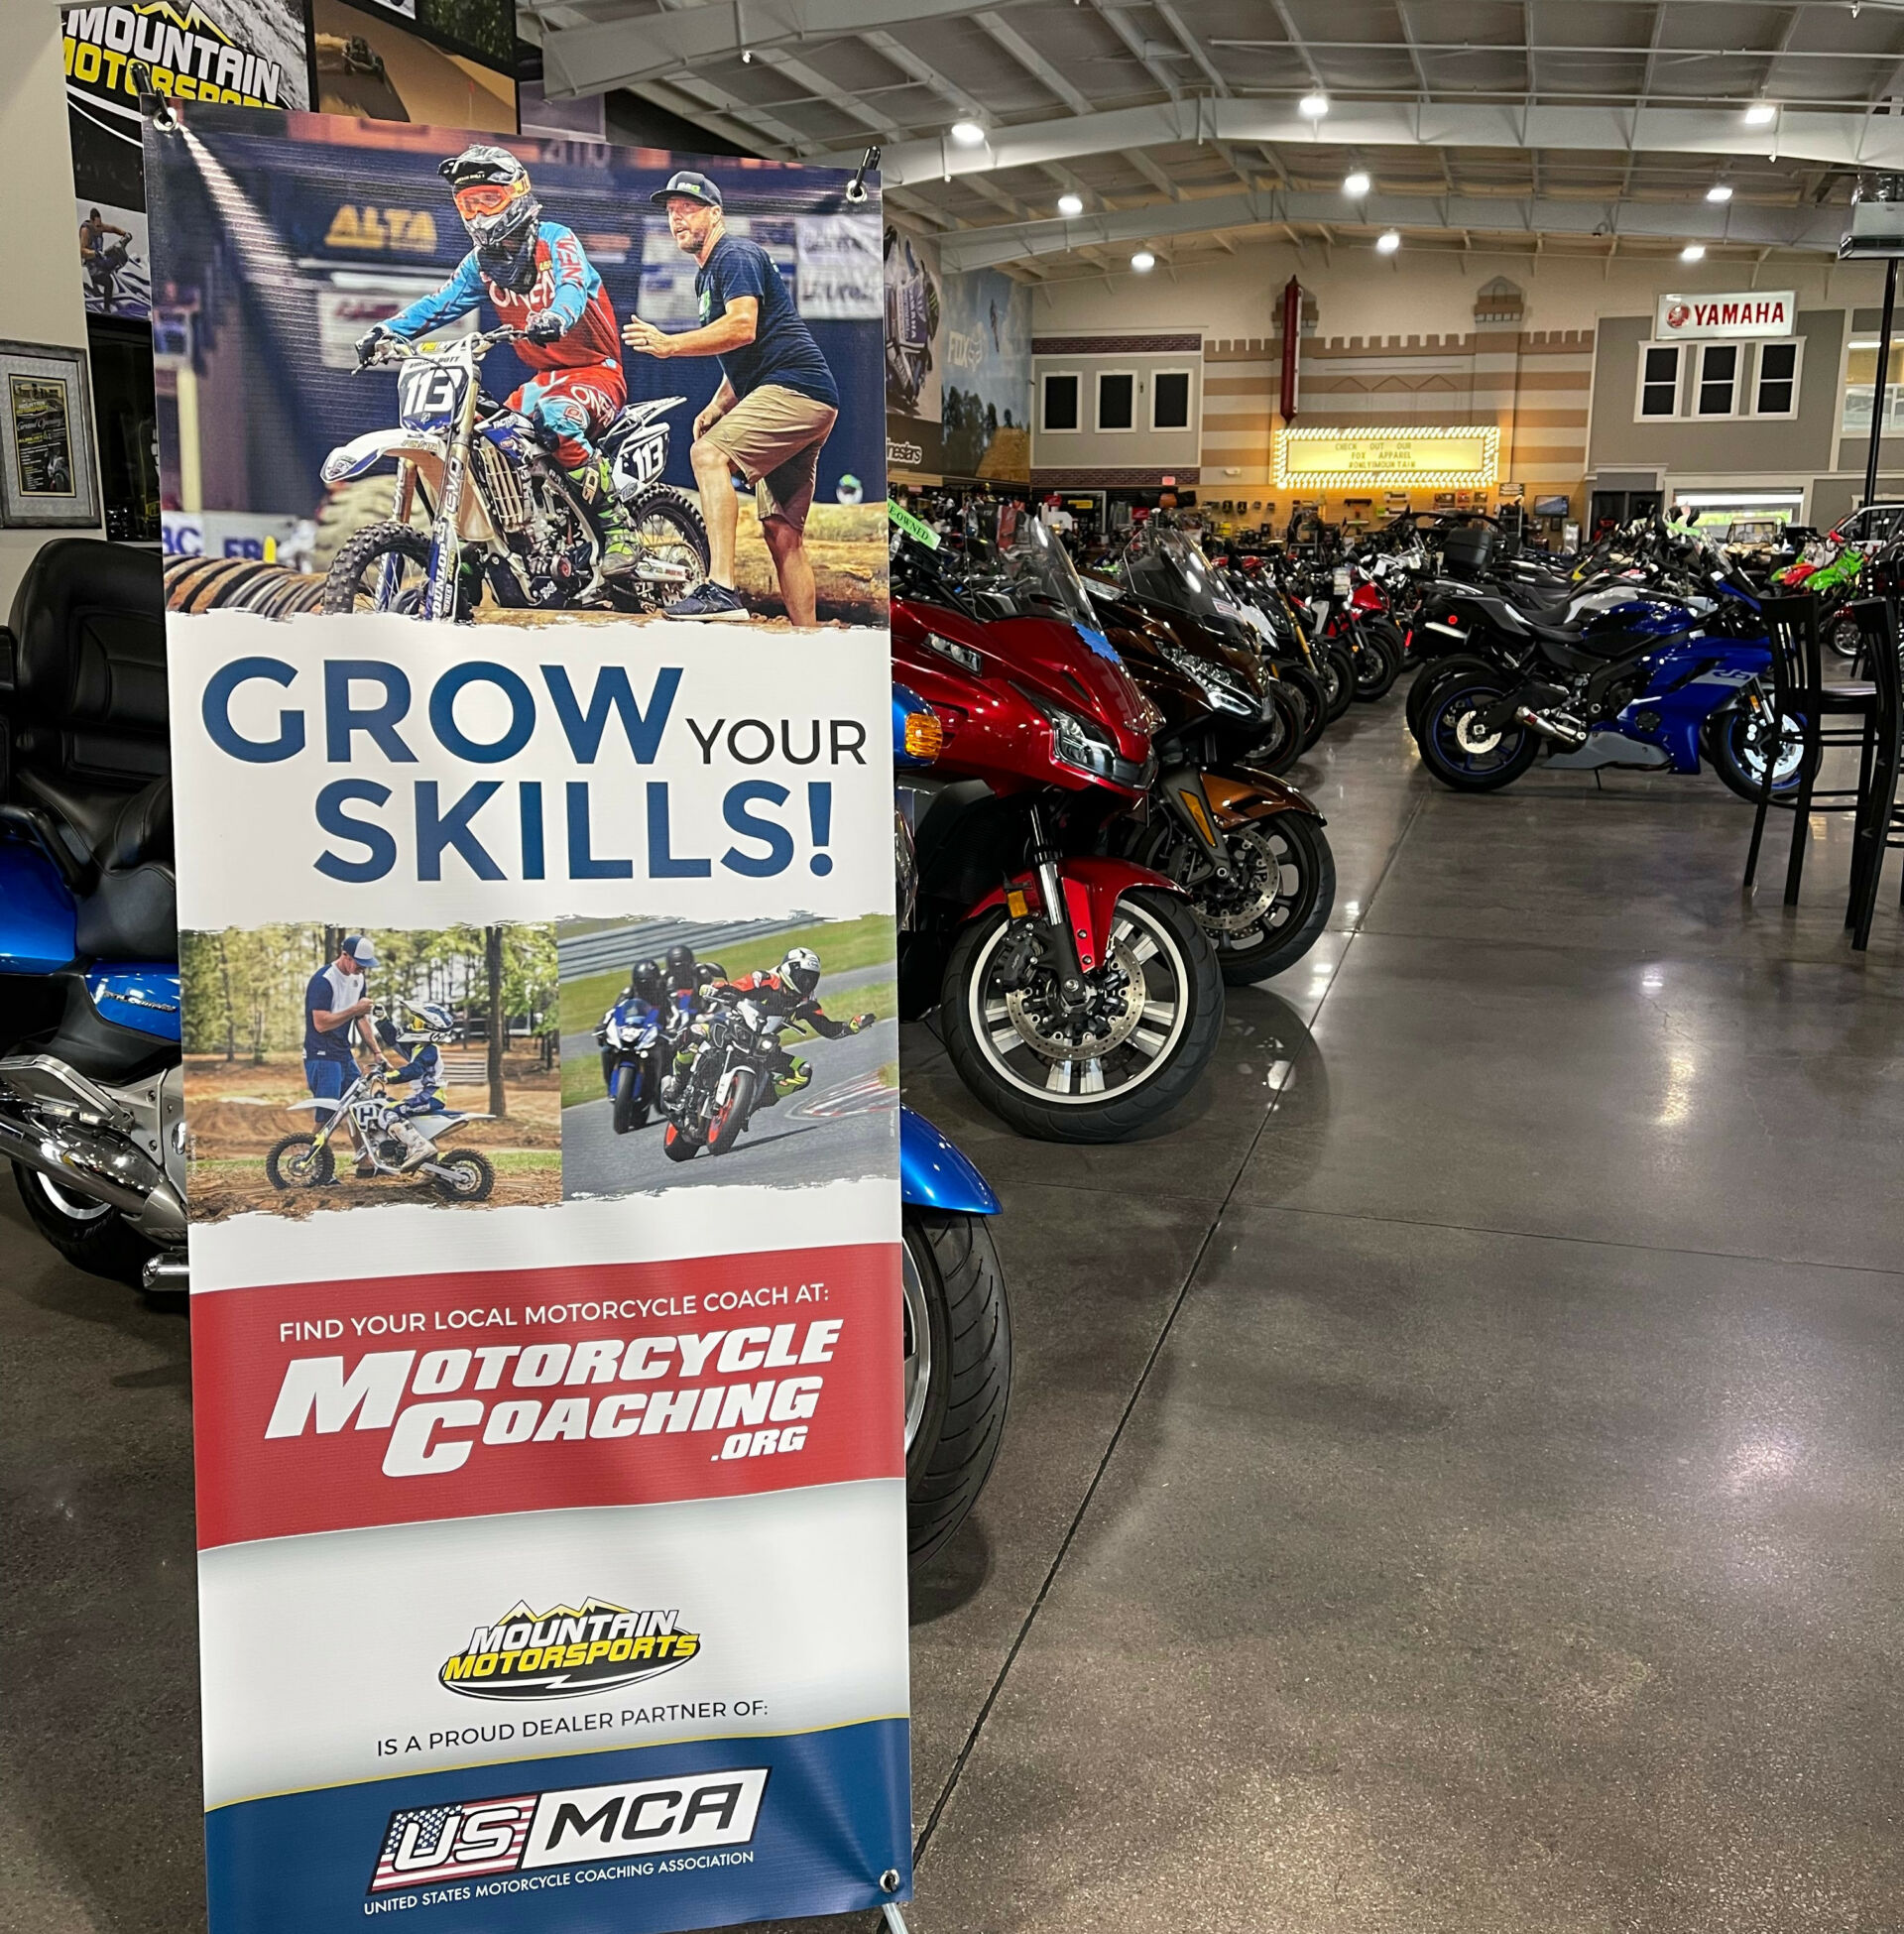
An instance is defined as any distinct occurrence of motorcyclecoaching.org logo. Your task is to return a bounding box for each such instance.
[439,1598,702,1702]
[369,1767,769,1892]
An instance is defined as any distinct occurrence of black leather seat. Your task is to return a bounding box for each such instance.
[2,539,174,958]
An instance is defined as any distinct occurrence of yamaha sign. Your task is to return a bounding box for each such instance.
[1654,292,1797,340]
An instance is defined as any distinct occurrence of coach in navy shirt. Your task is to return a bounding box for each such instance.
[623,172,841,627]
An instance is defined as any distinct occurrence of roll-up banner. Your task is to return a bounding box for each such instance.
[144,104,903,1934]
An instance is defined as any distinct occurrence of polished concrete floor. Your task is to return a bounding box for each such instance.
[5,694,1904,1932]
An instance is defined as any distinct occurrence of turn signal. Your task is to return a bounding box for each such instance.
[903,711,944,762]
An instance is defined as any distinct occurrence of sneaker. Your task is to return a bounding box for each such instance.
[662,581,751,622]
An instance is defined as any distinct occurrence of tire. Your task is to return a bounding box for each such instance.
[1350,622,1402,700]
[611,1063,647,1135]
[1280,664,1328,752]
[1247,682,1307,775]
[1204,814,1337,985]
[903,1206,1012,1566]
[1407,653,1502,739]
[266,1133,335,1189]
[1708,701,1807,804]
[662,1120,701,1162]
[706,1067,756,1155]
[429,1149,495,1202]
[1414,673,1541,792]
[940,886,1224,1144]
[10,1163,156,1286]
[1317,645,1356,722]
[615,489,711,610]
[322,521,433,614]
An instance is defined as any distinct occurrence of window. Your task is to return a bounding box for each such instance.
[1041,372,1080,432]
[1696,343,1739,417]
[1638,343,1682,418]
[1753,339,1801,417]
[1097,371,1135,431]
[1152,368,1192,429]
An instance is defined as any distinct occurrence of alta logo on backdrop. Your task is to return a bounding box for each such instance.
[369,1768,769,1892]
[439,1598,702,1702]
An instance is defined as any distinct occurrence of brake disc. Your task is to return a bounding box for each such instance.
[1196,826,1280,934]
[1454,707,1503,755]
[1004,935,1148,1057]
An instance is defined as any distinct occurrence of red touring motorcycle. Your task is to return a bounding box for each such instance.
[892,507,1224,1143]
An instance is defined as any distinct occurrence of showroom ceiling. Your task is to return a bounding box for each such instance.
[523,1,1904,276]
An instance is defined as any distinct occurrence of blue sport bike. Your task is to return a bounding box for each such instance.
[0,541,1009,1566]
[1409,523,1803,798]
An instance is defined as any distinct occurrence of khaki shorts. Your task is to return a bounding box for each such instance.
[702,384,838,533]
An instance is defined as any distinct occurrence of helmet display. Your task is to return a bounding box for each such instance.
[439,145,539,285]
[778,947,821,998]
[630,958,663,1004]
[664,943,697,990]
[398,1001,456,1043]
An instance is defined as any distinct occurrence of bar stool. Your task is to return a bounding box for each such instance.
[1843,597,1904,950]
[1741,593,1880,904]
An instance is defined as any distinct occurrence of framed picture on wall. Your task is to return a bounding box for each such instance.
[0,339,100,529]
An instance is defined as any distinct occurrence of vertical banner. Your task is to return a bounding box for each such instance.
[145,105,905,1934]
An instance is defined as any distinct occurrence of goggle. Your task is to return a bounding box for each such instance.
[453,181,522,219]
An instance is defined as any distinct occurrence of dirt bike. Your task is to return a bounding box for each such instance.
[661,990,873,1162]
[319,324,709,619]
[267,1062,495,1201]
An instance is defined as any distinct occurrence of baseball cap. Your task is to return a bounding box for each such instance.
[651,171,723,209]
[342,934,379,969]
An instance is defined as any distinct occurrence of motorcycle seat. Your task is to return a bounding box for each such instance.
[72,778,176,959]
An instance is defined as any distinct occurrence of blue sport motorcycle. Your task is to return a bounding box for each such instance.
[0,540,1009,1566]
[1409,530,1802,797]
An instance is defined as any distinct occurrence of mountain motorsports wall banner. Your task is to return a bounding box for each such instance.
[146,104,906,1934]
[64,1,314,319]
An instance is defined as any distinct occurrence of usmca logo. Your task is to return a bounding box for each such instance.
[439,1598,701,1702]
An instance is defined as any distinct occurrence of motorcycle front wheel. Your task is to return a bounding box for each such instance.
[1415,675,1540,792]
[1350,621,1403,700]
[1316,645,1356,723]
[1707,702,1808,804]
[322,521,434,615]
[266,1134,335,1189]
[903,1206,1012,1566]
[941,886,1224,1143]
[662,1120,703,1162]
[611,1063,648,1134]
[11,1163,157,1286]
[705,1068,756,1155]
[1176,813,1337,985]
[1247,682,1308,776]
[428,1149,495,1202]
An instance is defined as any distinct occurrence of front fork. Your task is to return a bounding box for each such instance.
[1026,804,1089,1006]
[1155,765,1231,884]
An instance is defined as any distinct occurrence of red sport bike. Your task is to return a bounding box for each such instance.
[892,506,1224,1143]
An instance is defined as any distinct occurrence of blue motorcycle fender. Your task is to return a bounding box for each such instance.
[900,1105,1001,1216]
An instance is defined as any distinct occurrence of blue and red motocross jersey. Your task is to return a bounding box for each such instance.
[384,221,623,373]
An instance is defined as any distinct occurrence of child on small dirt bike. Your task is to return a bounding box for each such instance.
[375,1002,458,1171]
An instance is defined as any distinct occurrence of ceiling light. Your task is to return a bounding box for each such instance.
[1130,250,1156,272]
[1375,229,1400,254]
[1057,191,1084,216]
[1707,183,1733,202]
[1681,243,1707,262]
[1743,102,1777,127]
[949,121,986,147]
[1298,91,1329,119]
[1343,171,1370,196]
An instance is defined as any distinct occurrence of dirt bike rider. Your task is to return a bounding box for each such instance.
[78,207,131,278]
[706,947,875,1103]
[353,145,640,577]
[374,1002,457,1171]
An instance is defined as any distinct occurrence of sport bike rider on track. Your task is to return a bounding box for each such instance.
[354,145,641,577]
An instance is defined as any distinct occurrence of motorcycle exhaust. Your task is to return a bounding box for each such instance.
[1513,704,1590,748]
[0,1101,164,1218]
[142,1254,189,1294]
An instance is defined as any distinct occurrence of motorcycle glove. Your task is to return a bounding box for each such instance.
[354,324,393,366]
[524,309,566,343]
[853,1013,877,1032]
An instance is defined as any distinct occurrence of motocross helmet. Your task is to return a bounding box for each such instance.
[630,958,663,1005]
[440,145,540,289]
[778,947,821,999]
[398,1001,457,1044]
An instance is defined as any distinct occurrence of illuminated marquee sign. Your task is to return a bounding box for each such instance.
[1273,425,1499,488]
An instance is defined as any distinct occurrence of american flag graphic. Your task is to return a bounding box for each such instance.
[369,1795,537,1892]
